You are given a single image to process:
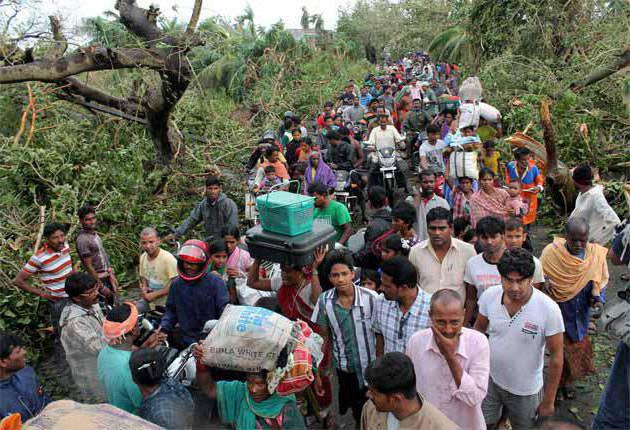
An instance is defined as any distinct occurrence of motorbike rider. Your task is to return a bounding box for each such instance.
[367,115,409,194]
[326,130,354,172]
[159,240,230,349]
[420,81,438,117]
[402,98,433,167]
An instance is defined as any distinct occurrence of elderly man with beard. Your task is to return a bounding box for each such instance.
[406,289,489,430]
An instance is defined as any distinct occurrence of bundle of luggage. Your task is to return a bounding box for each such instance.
[200,305,324,395]
[247,191,336,267]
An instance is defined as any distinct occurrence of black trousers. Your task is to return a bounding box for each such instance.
[336,369,368,424]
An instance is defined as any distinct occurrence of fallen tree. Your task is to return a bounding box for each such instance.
[0,0,206,166]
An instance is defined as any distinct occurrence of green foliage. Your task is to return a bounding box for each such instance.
[0,23,372,361]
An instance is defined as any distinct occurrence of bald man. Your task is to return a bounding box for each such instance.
[541,216,609,397]
[406,289,490,430]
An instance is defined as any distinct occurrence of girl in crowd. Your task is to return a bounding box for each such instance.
[380,234,410,262]
[222,226,253,304]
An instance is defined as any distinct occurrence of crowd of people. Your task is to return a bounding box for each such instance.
[1,51,628,430]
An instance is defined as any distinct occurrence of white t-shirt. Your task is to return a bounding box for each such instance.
[419,139,447,174]
[368,125,403,151]
[464,254,545,298]
[478,285,564,395]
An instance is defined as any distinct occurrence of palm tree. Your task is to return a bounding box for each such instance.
[428,25,479,72]
[236,5,256,38]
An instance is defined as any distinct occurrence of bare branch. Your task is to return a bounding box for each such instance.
[60,76,147,117]
[0,47,166,84]
[115,0,177,46]
[58,95,148,124]
[45,16,67,60]
[185,0,203,38]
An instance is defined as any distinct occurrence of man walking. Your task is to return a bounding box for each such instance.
[474,248,564,429]
[407,289,489,429]
[409,208,476,300]
[373,256,431,355]
[76,205,118,304]
[168,176,238,242]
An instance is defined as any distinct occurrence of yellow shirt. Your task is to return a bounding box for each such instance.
[482,151,500,175]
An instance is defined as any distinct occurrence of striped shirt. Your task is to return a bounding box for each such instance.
[372,288,432,354]
[22,243,73,299]
[311,285,380,386]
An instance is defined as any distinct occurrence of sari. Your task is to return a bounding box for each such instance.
[505,160,543,225]
[469,187,509,227]
[304,158,337,191]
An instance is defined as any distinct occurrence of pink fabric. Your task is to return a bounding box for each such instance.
[406,327,490,430]
[226,247,253,275]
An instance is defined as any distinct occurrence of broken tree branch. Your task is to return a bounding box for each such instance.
[116,0,177,47]
[61,77,147,117]
[554,48,630,99]
[32,205,46,255]
[46,16,67,60]
[0,47,167,84]
[186,0,203,38]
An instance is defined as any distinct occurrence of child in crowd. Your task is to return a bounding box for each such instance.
[254,165,284,193]
[297,137,314,162]
[380,234,410,262]
[505,180,528,217]
[504,217,544,287]
[454,217,477,246]
[222,225,253,304]
[360,269,381,293]
[482,140,501,179]
[207,240,228,280]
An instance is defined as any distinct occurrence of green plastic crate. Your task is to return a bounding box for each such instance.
[256,191,315,236]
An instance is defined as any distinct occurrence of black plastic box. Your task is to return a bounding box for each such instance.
[245,223,337,267]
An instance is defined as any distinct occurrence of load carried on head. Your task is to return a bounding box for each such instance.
[200,305,323,395]
[247,190,336,266]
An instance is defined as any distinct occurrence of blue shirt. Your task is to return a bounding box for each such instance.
[138,379,194,429]
[97,346,143,413]
[160,272,230,346]
[358,93,373,108]
[0,366,50,420]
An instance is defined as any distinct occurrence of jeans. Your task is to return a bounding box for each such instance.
[592,342,630,429]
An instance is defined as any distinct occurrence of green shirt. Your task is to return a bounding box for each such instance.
[313,200,351,241]
[97,346,143,414]
[317,304,360,373]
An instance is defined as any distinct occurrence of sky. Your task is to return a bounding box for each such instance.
[41,0,358,32]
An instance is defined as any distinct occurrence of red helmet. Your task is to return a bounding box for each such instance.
[176,240,209,282]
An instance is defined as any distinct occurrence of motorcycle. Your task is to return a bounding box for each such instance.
[333,169,365,221]
[134,314,201,387]
[366,141,408,206]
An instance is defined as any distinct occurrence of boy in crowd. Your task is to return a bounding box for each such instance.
[138,227,178,308]
[312,250,379,426]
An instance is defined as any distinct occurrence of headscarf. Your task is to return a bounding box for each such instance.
[103,302,139,345]
[305,151,337,191]
[540,237,609,302]
[217,380,296,430]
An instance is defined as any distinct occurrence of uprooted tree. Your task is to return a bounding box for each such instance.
[0,0,205,166]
